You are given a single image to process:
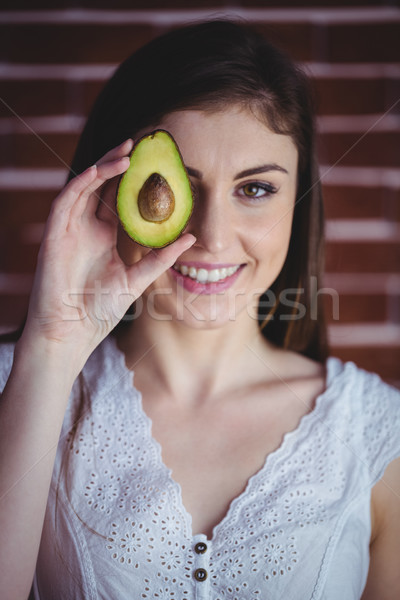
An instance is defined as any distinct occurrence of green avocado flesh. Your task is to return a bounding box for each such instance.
[117,130,194,248]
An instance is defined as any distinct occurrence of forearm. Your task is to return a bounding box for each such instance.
[0,335,81,600]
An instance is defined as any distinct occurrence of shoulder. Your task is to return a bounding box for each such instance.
[322,359,400,598]
[286,353,400,489]
[325,354,400,415]
[328,358,400,470]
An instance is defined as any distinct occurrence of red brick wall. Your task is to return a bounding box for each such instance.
[1,3,399,385]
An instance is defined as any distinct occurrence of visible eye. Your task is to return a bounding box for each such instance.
[236,181,278,201]
[189,179,199,201]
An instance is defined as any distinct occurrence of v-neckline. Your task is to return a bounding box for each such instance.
[106,335,345,543]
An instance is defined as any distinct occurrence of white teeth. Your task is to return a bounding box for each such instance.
[174,264,240,283]
[196,268,208,283]
[207,269,220,283]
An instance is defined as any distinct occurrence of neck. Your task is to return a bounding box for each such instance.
[117,307,268,405]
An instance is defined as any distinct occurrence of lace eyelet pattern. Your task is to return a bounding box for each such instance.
[43,339,400,599]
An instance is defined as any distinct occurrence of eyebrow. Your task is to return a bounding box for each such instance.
[186,164,289,180]
[234,164,289,180]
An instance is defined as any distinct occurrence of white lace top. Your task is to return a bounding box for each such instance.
[1,337,400,600]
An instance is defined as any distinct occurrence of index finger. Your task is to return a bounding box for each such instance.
[96,139,134,167]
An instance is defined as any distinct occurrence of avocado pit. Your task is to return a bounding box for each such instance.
[138,173,175,223]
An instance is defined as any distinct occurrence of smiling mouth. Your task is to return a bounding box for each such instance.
[172,264,242,284]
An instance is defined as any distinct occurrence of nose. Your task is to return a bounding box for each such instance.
[185,186,234,254]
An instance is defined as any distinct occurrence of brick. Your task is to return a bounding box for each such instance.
[1,13,399,66]
[0,24,155,64]
[242,21,400,64]
[0,237,40,273]
[313,77,398,116]
[0,294,29,330]
[0,132,80,169]
[0,0,387,7]
[325,240,400,273]
[0,79,107,118]
[322,185,393,221]
[93,0,223,6]
[0,80,70,118]
[253,23,316,62]
[0,21,320,65]
[241,0,383,5]
[326,23,400,63]
[330,346,400,383]
[323,292,388,324]
[82,80,106,116]
[1,191,54,226]
[317,131,400,168]
[0,0,225,8]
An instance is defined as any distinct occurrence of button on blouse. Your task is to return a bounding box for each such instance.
[194,568,208,581]
[192,534,211,598]
[194,542,208,555]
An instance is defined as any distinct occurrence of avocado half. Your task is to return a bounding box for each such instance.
[116,130,194,248]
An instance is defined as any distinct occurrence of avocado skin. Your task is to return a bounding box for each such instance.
[116,130,194,248]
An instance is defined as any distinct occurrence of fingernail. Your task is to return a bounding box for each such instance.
[121,138,133,148]
[183,234,196,246]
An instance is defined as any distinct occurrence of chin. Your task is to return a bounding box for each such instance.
[176,312,234,330]
[151,294,248,331]
[141,274,257,330]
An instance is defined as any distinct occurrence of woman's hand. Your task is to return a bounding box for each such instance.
[21,139,195,367]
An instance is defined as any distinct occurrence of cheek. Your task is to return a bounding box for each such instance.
[249,208,294,258]
[244,216,294,289]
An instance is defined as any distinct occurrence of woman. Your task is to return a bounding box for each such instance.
[0,20,399,600]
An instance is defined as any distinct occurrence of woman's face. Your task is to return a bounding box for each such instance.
[118,105,298,330]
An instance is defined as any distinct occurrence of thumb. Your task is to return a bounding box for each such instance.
[125,233,196,295]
